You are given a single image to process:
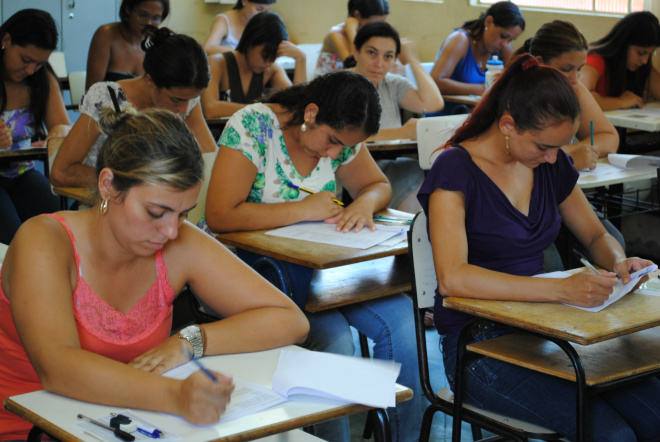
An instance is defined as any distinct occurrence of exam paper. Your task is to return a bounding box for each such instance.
[265,221,399,249]
[271,350,401,408]
[534,264,658,312]
[607,153,660,170]
[163,361,286,423]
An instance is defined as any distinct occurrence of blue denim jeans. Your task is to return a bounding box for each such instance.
[0,169,59,244]
[441,325,660,442]
[303,295,422,442]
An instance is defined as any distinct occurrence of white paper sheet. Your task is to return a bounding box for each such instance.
[534,265,658,312]
[272,350,401,408]
[265,221,399,249]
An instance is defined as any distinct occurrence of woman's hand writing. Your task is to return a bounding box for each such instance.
[619,90,644,109]
[556,272,617,307]
[176,370,234,425]
[0,123,12,149]
[301,191,344,221]
[569,143,599,170]
[324,199,376,233]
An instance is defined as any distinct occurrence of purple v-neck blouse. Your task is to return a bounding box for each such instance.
[418,144,579,335]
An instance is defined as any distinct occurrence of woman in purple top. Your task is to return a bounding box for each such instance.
[418,54,659,442]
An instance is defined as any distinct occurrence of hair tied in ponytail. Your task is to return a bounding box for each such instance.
[522,57,539,71]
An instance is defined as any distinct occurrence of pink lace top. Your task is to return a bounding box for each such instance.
[0,214,175,440]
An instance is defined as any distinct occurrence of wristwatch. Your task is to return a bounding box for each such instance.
[178,325,204,359]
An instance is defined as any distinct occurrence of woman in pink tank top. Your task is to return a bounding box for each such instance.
[0,106,308,440]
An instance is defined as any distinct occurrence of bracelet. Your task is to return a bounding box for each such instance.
[615,258,628,264]
[199,325,208,356]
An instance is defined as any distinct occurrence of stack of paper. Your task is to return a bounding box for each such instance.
[272,350,401,408]
[265,222,402,249]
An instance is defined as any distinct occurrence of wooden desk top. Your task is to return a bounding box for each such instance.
[577,158,658,189]
[53,187,96,206]
[5,346,413,442]
[366,139,417,153]
[443,95,480,106]
[444,270,660,345]
[205,116,231,127]
[0,147,48,159]
[216,209,412,270]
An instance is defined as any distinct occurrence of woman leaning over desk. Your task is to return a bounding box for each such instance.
[580,11,660,111]
[516,20,619,171]
[418,54,659,442]
[86,0,170,89]
[203,70,421,442]
[0,107,308,440]
[51,26,215,190]
[201,11,306,119]
[203,0,276,56]
[0,9,71,245]
[430,1,524,102]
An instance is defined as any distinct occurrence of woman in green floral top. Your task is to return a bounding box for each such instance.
[204,70,422,442]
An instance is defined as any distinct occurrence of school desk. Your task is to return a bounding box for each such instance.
[365,139,418,161]
[442,95,480,107]
[4,345,413,442]
[443,268,660,442]
[604,103,660,154]
[215,209,413,312]
[0,147,50,178]
[53,186,95,210]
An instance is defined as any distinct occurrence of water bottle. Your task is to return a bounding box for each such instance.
[485,55,504,91]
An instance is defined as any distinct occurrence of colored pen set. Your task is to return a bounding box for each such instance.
[287,182,344,206]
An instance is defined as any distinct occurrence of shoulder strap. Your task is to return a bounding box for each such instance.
[107,85,121,113]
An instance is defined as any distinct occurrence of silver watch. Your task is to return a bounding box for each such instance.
[178,325,204,358]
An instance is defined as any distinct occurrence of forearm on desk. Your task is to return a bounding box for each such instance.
[50,162,97,188]
[205,200,312,233]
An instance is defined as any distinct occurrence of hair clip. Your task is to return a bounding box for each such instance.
[522,57,539,71]
[143,34,154,50]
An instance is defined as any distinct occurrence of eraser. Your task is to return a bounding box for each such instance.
[119,422,138,433]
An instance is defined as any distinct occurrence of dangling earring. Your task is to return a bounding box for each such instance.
[484,27,488,31]
[99,198,109,215]
[504,135,511,155]
[301,119,309,132]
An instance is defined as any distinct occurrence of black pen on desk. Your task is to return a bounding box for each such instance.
[287,182,344,206]
[572,248,601,276]
[77,414,135,442]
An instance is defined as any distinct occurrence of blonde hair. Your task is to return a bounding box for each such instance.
[96,107,203,196]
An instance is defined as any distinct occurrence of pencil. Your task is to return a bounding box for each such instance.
[287,182,344,206]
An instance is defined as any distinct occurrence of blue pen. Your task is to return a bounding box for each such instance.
[136,423,164,439]
[190,356,219,382]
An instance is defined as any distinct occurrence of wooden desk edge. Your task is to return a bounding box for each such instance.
[4,398,80,442]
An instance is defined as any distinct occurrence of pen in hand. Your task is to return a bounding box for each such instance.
[572,248,601,276]
[287,182,344,206]
[183,346,218,382]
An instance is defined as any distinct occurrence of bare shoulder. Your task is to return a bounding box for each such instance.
[442,30,470,51]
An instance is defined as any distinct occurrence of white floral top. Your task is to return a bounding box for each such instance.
[80,82,200,168]
[219,103,360,203]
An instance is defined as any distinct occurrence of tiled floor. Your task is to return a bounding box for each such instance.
[346,328,475,442]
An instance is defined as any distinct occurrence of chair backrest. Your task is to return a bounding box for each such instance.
[409,211,437,310]
[187,149,219,226]
[404,62,434,89]
[68,71,87,108]
[416,114,468,170]
[298,43,323,81]
[49,51,67,79]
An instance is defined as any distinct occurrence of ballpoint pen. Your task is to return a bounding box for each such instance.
[572,248,601,276]
[77,413,135,442]
[287,182,344,206]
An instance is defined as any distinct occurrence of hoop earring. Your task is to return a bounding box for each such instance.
[301,119,309,132]
[99,199,109,215]
[504,135,511,155]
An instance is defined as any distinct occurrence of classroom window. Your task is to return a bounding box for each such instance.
[476,0,643,14]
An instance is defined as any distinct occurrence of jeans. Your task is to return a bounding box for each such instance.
[0,169,59,244]
[303,295,423,442]
[441,325,660,442]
